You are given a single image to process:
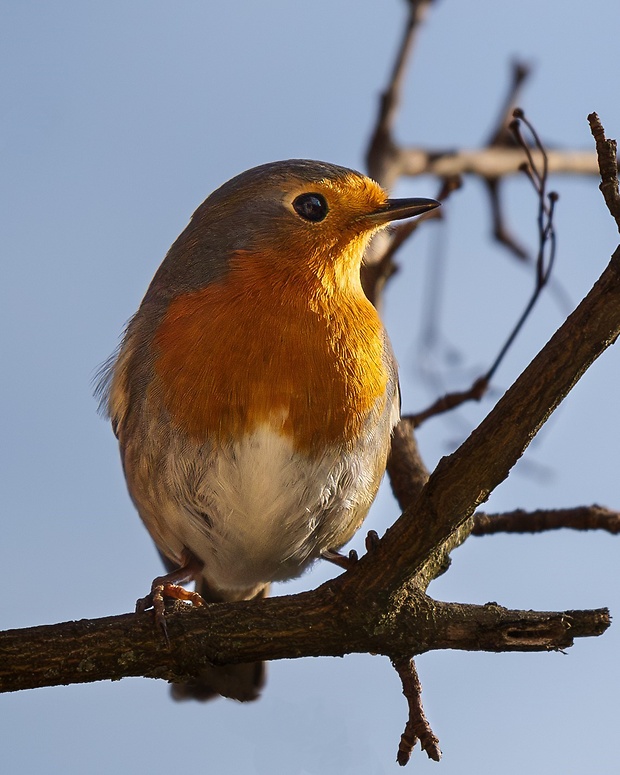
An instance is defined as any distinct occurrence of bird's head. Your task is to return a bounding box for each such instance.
[150,160,439,298]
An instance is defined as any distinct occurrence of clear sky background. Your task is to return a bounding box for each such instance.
[2,2,620,773]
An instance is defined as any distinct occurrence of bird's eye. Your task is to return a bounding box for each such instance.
[292,193,329,222]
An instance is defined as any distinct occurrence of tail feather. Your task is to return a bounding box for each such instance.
[171,660,265,702]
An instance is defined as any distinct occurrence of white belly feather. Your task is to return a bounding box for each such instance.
[161,425,380,593]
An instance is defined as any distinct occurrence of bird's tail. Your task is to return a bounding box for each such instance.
[170,583,268,703]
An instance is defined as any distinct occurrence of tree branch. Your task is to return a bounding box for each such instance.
[386,417,429,508]
[397,146,601,179]
[394,658,441,765]
[588,112,620,232]
[2,230,619,697]
[0,590,609,694]
[472,506,620,536]
[341,243,620,598]
[366,0,435,188]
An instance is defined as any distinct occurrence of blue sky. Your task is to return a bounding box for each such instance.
[2,2,620,773]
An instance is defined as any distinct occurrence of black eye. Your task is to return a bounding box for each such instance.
[292,193,328,222]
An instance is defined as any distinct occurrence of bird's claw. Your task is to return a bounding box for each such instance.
[365,530,380,553]
[136,582,206,646]
[321,548,359,570]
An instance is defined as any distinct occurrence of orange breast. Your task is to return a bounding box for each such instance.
[152,252,389,453]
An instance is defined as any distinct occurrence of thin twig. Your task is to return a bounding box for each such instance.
[484,60,532,260]
[392,658,441,766]
[404,377,488,428]
[362,0,437,309]
[588,112,620,232]
[485,176,530,260]
[407,109,560,426]
[366,0,434,187]
[486,60,532,146]
[472,506,620,536]
[484,109,558,383]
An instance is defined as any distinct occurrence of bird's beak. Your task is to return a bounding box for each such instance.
[368,197,440,225]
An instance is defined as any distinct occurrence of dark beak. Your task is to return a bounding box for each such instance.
[369,197,440,225]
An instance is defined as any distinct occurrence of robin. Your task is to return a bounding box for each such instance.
[99,159,439,701]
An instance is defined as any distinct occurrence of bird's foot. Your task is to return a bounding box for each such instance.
[135,552,205,645]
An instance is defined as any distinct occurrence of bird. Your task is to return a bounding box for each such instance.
[98,159,439,702]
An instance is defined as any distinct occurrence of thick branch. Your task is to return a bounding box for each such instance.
[0,589,608,694]
[340,244,620,598]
